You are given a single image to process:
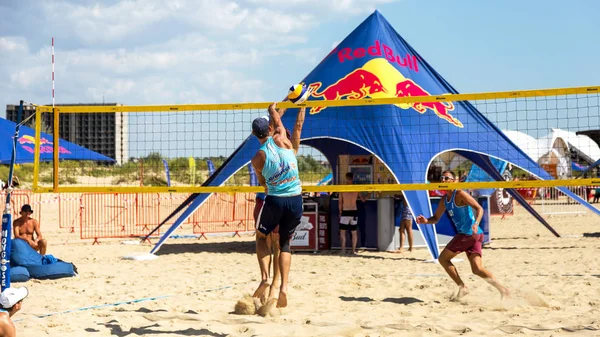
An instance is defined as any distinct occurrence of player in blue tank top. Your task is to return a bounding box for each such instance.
[251,101,305,309]
[416,170,509,301]
[252,103,306,305]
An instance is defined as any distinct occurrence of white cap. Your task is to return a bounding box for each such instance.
[0,287,28,308]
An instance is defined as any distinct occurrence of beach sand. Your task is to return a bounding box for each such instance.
[11,201,600,337]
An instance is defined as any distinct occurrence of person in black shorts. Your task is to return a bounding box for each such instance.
[338,172,366,254]
[252,103,305,303]
[251,102,305,308]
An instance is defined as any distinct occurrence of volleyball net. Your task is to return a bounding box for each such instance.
[24,85,600,195]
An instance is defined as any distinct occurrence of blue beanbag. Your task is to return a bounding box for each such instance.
[26,262,76,280]
[10,238,43,266]
[42,254,58,265]
[10,238,77,280]
[9,266,30,283]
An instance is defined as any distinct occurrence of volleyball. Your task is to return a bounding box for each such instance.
[287,83,310,104]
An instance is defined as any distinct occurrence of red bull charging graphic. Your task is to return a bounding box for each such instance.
[18,135,72,154]
[307,55,462,128]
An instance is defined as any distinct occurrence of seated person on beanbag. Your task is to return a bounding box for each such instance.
[13,204,48,255]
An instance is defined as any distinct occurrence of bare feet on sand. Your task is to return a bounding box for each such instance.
[496,285,510,299]
[268,284,279,300]
[391,248,412,254]
[485,278,510,299]
[257,298,278,317]
[451,285,469,301]
[253,281,270,303]
[276,291,288,308]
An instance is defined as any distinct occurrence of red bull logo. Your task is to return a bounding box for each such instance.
[307,58,463,128]
[336,40,419,73]
[308,69,387,114]
[17,135,72,154]
[394,80,461,127]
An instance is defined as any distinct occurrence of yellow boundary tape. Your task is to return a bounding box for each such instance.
[32,178,600,194]
[34,85,600,113]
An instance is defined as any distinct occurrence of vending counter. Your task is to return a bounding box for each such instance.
[290,200,330,252]
[329,198,379,250]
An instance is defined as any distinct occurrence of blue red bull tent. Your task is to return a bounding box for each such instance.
[148,10,600,258]
[0,118,115,163]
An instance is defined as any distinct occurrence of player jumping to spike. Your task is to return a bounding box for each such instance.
[251,102,305,308]
[252,103,306,302]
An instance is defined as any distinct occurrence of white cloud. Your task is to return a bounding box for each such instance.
[0,37,29,54]
[1,0,399,116]
[9,66,46,89]
[250,0,397,14]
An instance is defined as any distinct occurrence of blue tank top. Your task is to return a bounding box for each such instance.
[259,137,302,197]
[444,190,482,235]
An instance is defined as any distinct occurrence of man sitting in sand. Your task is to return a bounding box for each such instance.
[0,286,28,337]
[13,204,48,255]
[416,170,509,301]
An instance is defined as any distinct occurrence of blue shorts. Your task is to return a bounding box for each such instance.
[257,195,303,239]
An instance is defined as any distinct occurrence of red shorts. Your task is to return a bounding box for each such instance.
[445,233,484,256]
[254,197,279,234]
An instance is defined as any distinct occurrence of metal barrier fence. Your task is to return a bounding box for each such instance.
[157,193,194,233]
[1,190,257,243]
[537,185,598,216]
[79,193,161,244]
[0,191,32,220]
[190,193,255,238]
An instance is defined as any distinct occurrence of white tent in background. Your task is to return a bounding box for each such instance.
[434,152,468,171]
[501,128,600,179]
[501,130,540,161]
[539,129,600,165]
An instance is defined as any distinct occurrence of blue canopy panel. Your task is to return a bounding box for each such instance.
[466,156,508,196]
[0,118,114,163]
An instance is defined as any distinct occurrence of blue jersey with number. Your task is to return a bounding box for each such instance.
[444,190,482,235]
[259,137,301,197]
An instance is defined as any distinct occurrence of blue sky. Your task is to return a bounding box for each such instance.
[1,0,599,159]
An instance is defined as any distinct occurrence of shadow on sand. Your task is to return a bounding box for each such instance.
[339,296,423,305]
[96,320,227,337]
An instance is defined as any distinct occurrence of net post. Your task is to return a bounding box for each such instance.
[53,107,59,192]
[33,105,42,191]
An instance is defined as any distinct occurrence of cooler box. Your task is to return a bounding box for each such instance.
[291,202,330,252]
